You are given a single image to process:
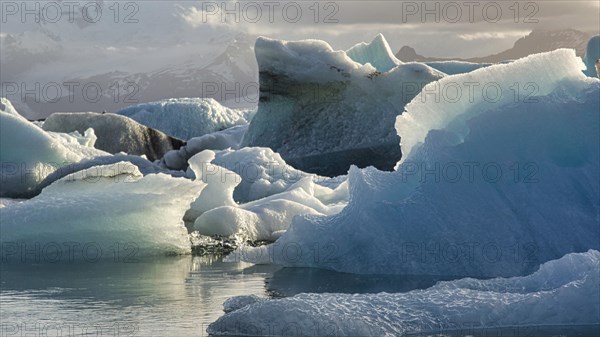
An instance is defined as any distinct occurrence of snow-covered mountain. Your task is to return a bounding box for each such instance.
[396,29,593,63]
[0,1,258,119]
[1,33,257,119]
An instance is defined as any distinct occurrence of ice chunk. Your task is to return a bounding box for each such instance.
[32,154,187,196]
[186,149,348,241]
[158,125,248,171]
[346,34,401,72]
[583,35,600,77]
[0,162,204,259]
[47,128,98,148]
[193,177,341,241]
[184,150,237,222]
[232,50,600,277]
[0,111,107,198]
[42,112,184,161]
[242,35,444,176]
[116,98,252,140]
[209,250,600,336]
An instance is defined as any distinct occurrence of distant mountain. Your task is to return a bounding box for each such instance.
[396,29,593,63]
[2,33,258,119]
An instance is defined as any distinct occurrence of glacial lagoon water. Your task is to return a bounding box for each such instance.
[1,255,598,337]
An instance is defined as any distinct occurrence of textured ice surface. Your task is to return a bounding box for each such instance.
[47,128,98,148]
[232,50,600,277]
[0,110,107,198]
[397,49,591,162]
[32,154,187,196]
[42,112,184,161]
[0,162,204,259]
[117,98,253,140]
[186,149,348,241]
[209,250,600,337]
[159,125,248,171]
[242,35,444,176]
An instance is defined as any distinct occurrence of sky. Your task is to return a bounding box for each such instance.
[1,0,598,59]
[1,0,598,117]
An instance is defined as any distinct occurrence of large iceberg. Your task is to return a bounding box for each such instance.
[232,49,600,277]
[116,98,253,140]
[42,112,184,161]
[241,35,444,176]
[0,162,204,260]
[209,250,600,336]
[0,109,107,198]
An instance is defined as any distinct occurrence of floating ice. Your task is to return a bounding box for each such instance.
[242,35,444,176]
[42,112,184,161]
[0,162,204,259]
[32,154,187,196]
[117,98,253,140]
[158,125,248,171]
[232,49,600,277]
[209,250,600,336]
[185,149,348,241]
[0,110,107,198]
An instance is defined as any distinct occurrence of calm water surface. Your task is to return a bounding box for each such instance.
[1,255,597,336]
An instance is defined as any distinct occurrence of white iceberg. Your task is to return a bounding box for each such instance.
[209,250,600,336]
[0,110,108,198]
[185,149,348,241]
[116,98,253,140]
[232,49,600,277]
[0,162,204,260]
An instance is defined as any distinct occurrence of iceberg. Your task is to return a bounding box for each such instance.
[116,98,253,140]
[209,250,600,336]
[158,125,248,171]
[0,110,107,198]
[241,35,444,176]
[185,149,348,241]
[232,49,600,277]
[0,162,204,260]
[42,112,184,161]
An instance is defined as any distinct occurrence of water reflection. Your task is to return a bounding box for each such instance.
[0,255,279,337]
